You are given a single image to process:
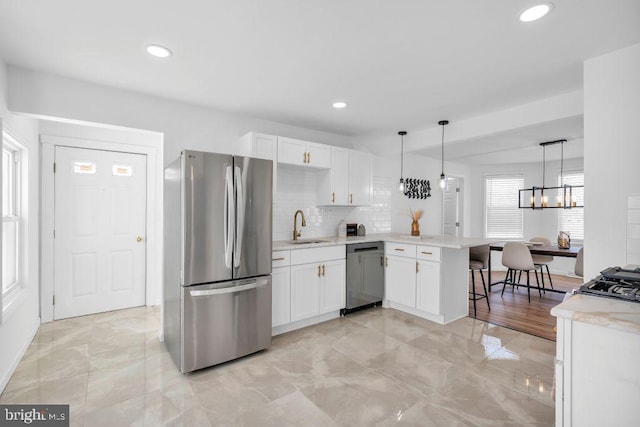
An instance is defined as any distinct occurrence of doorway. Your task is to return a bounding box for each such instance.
[53,146,147,319]
[442,176,463,236]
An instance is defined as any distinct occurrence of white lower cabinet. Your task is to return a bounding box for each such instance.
[384,243,445,321]
[385,255,416,307]
[290,263,321,322]
[416,260,441,315]
[319,259,346,313]
[290,259,346,322]
[274,245,346,331]
[271,266,291,327]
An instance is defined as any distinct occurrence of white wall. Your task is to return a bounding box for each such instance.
[584,43,640,279]
[0,61,41,393]
[7,66,356,166]
[468,157,584,275]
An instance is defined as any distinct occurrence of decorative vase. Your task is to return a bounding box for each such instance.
[411,220,420,236]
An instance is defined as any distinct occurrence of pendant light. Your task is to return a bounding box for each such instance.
[518,139,583,209]
[438,120,449,190]
[398,131,407,192]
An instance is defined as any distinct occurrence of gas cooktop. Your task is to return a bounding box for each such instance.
[575,267,640,303]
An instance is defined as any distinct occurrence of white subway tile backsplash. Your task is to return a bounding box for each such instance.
[273,169,393,241]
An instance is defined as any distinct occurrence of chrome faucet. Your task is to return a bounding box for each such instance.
[293,210,306,240]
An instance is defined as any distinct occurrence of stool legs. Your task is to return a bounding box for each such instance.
[470,268,490,317]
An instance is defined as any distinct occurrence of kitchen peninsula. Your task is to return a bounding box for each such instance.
[271,233,495,335]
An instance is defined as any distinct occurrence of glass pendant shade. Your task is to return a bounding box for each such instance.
[439,173,446,190]
[399,178,405,192]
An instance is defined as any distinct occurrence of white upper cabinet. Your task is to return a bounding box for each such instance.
[348,150,372,206]
[318,148,372,206]
[239,132,278,200]
[278,137,330,169]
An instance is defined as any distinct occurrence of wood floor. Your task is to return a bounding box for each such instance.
[468,270,583,341]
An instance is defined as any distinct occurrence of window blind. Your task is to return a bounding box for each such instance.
[485,175,524,239]
[558,172,584,240]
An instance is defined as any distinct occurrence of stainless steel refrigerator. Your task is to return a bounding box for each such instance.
[163,150,272,373]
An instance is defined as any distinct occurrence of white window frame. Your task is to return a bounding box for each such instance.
[2,130,26,321]
[484,174,525,240]
[557,170,584,242]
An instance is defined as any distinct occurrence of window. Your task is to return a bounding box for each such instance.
[558,172,584,241]
[485,174,524,239]
[2,132,21,299]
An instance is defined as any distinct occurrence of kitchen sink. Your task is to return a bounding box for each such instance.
[286,238,330,245]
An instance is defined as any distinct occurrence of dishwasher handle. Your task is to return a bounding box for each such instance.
[353,246,381,252]
[189,278,269,297]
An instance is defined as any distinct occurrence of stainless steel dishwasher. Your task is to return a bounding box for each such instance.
[342,242,384,315]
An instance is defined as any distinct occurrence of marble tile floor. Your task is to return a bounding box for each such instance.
[0,306,556,426]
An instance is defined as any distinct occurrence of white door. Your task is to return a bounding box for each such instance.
[54,146,147,319]
[416,260,441,315]
[348,150,372,206]
[319,259,346,314]
[290,263,320,322]
[443,177,462,236]
[330,147,349,205]
[385,255,416,307]
[272,266,291,327]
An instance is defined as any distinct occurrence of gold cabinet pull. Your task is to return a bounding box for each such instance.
[380,256,384,266]
[416,261,419,273]
[272,257,286,261]
[137,236,144,242]
[317,265,321,277]
[308,152,311,163]
[394,248,405,252]
[349,194,353,204]
[332,192,335,203]
[421,251,432,255]
[303,152,307,163]
[322,264,326,277]
[385,256,389,267]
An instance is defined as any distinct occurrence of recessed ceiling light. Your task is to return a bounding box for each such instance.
[146,44,172,58]
[332,101,348,109]
[519,3,553,22]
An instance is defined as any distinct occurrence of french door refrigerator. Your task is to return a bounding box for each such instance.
[164,150,272,373]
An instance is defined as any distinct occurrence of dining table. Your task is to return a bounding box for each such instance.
[487,241,582,294]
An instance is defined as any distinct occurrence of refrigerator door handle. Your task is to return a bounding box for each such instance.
[233,165,244,269]
[224,165,234,269]
[189,278,269,297]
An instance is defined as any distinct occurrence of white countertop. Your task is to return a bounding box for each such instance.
[551,294,640,335]
[273,233,497,251]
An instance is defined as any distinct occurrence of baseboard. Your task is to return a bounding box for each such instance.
[272,311,340,336]
[0,316,40,394]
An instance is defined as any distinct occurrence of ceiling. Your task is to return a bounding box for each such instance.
[0,0,639,143]
[416,116,585,165]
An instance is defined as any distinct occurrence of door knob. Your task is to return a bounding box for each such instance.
[137,236,144,242]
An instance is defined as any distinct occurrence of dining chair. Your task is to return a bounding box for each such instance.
[469,245,490,316]
[530,237,554,291]
[501,242,542,303]
[575,247,584,277]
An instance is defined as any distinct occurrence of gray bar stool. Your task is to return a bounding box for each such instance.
[469,245,490,316]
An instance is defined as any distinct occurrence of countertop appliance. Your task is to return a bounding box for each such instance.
[575,266,640,303]
[346,223,358,236]
[164,150,273,373]
[342,242,384,315]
